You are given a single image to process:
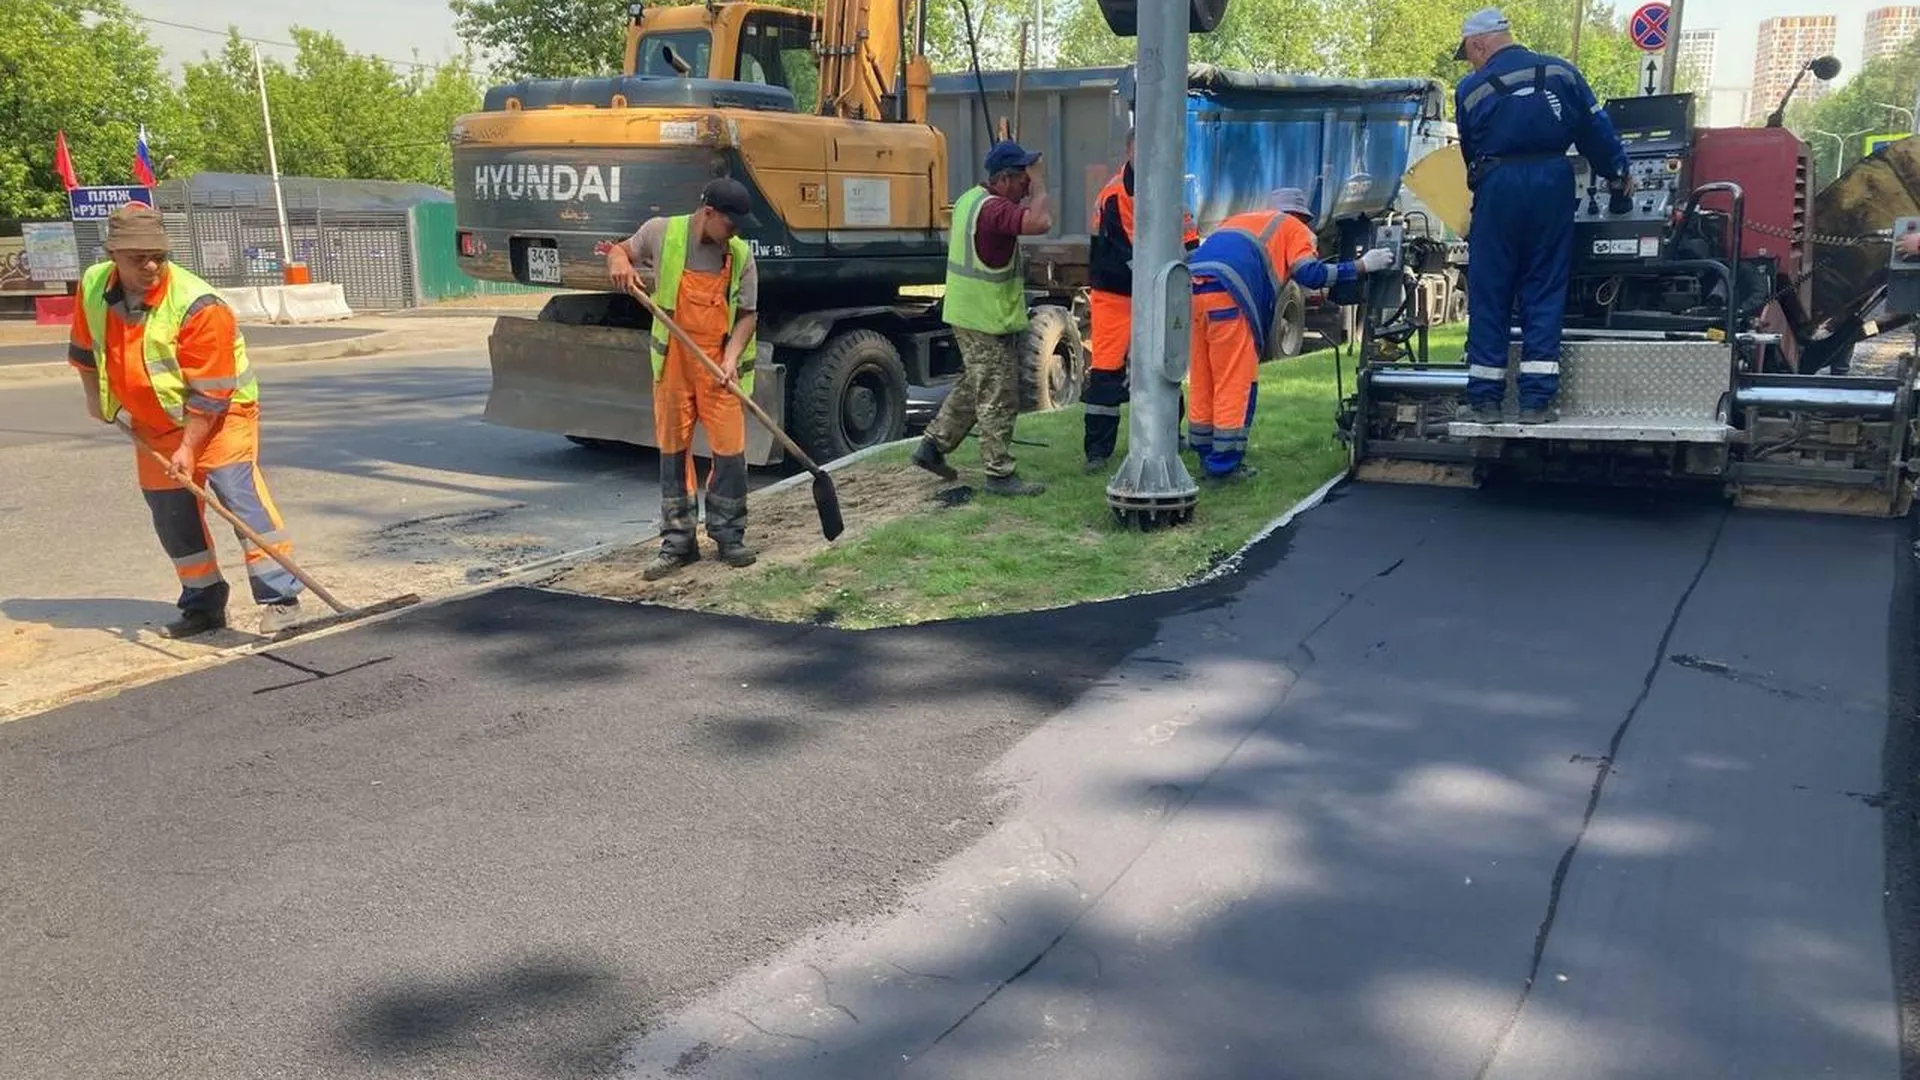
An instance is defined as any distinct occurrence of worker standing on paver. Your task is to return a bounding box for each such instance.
[1083,129,1201,473]
[1454,6,1630,424]
[912,140,1052,496]
[608,177,762,580]
[1185,190,1392,479]
[68,204,305,639]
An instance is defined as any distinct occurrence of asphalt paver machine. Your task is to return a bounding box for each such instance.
[1340,92,1920,517]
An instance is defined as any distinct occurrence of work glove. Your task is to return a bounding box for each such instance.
[1358,248,1395,274]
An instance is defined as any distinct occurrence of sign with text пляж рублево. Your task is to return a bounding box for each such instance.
[67,186,155,221]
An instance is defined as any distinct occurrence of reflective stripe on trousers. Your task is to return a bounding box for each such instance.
[1186,289,1258,477]
[143,459,301,611]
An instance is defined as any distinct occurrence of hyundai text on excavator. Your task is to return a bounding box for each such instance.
[451,1,1085,466]
[1344,82,1920,517]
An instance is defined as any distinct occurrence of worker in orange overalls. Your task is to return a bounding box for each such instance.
[607,177,762,580]
[1185,189,1394,479]
[68,204,304,639]
[1083,128,1201,471]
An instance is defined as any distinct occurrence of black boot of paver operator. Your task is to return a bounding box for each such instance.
[642,546,699,581]
[160,607,227,640]
[911,436,957,481]
[1456,401,1502,424]
[1517,404,1560,425]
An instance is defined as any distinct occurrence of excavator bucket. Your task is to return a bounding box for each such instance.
[1810,136,1920,330]
[483,316,788,466]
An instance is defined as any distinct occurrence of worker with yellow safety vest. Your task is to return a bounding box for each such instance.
[67,204,304,640]
[911,140,1053,496]
[1083,127,1201,472]
[608,177,762,580]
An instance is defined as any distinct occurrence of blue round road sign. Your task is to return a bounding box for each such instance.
[1630,2,1670,51]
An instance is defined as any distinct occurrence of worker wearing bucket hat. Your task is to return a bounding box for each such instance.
[67,203,305,638]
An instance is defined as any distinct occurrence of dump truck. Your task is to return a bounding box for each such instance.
[1342,92,1920,517]
[452,4,1466,465]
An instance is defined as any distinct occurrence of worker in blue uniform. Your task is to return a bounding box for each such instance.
[1454,7,1631,423]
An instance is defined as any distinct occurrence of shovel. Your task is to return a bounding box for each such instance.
[624,283,844,542]
[116,417,420,632]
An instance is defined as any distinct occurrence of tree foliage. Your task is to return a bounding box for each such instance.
[1791,36,1920,188]
[450,0,814,82]
[180,30,484,188]
[0,0,189,219]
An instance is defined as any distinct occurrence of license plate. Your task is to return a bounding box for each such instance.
[526,245,561,284]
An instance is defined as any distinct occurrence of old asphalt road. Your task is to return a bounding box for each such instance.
[0,344,761,716]
[1,482,1914,1079]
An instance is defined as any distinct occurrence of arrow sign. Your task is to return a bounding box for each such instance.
[1644,58,1658,95]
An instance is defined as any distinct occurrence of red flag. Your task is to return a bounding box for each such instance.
[130,126,156,186]
[53,131,79,191]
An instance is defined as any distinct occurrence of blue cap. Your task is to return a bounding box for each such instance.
[984,140,1041,175]
[1455,7,1510,58]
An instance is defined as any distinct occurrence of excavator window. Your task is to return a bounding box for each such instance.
[635,29,711,77]
[737,10,817,114]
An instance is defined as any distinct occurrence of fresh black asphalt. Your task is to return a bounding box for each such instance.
[1,480,1914,1079]
[0,325,373,367]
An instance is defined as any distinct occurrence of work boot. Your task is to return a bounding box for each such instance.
[1517,405,1560,425]
[160,608,226,640]
[642,547,699,581]
[1456,401,1502,424]
[911,437,957,481]
[983,473,1046,497]
[1205,463,1261,482]
[1083,456,1109,474]
[258,599,304,635]
[717,541,758,568]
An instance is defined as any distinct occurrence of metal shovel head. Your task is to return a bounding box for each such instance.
[812,471,845,541]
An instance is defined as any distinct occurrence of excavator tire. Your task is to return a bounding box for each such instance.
[1021,304,1086,412]
[789,329,910,465]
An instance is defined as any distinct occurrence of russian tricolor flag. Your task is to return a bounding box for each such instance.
[131,126,156,186]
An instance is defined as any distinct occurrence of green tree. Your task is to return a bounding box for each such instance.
[180,29,483,187]
[451,0,816,82]
[0,0,190,219]
[1792,37,1919,188]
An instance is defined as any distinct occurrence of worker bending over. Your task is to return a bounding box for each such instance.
[1185,189,1392,479]
[1083,128,1200,472]
[69,204,304,639]
[913,140,1052,496]
[1454,6,1629,423]
[608,177,762,579]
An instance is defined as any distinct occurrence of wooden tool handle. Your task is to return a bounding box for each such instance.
[117,419,348,613]
[624,283,828,474]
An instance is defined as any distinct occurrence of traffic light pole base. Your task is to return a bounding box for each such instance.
[1106,454,1199,530]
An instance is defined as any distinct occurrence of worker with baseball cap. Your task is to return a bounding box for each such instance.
[68,203,305,638]
[608,176,762,579]
[1454,6,1630,424]
[912,139,1054,496]
[1184,188,1393,479]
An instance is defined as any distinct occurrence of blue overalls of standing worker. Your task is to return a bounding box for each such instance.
[1454,7,1631,424]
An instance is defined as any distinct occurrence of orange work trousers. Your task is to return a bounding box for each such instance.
[131,405,302,611]
[653,265,750,553]
[1187,283,1258,477]
[1083,289,1132,463]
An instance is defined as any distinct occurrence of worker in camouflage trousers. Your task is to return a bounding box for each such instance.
[913,140,1053,496]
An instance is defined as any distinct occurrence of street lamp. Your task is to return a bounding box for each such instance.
[1812,126,1877,179]
[1876,102,1916,131]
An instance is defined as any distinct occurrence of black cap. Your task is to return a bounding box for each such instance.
[701,177,759,230]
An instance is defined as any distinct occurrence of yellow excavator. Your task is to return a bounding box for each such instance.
[451,1,1086,465]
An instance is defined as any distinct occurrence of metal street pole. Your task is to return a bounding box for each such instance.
[253,44,295,280]
[1658,0,1685,94]
[1105,0,1200,527]
[1570,0,1585,65]
[1877,102,1916,131]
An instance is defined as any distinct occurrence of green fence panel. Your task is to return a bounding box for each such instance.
[410,201,547,302]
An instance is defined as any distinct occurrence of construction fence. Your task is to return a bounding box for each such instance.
[47,173,542,314]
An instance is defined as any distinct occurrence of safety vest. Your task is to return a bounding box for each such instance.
[79,261,255,426]
[650,214,757,394]
[943,185,1028,335]
[1091,172,1199,247]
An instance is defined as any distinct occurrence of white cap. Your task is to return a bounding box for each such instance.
[1456,8,1511,57]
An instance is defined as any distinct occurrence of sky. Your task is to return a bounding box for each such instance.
[139,0,1877,92]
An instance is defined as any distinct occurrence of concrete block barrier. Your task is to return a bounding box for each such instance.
[269,283,354,323]
[219,287,273,321]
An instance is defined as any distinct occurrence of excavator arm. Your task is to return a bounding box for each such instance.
[817,0,925,122]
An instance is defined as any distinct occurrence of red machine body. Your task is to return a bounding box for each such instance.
[1690,127,1815,317]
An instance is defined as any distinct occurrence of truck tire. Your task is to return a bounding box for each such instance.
[790,329,909,464]
[1021,304,1085,411]
[1274,282,1306,358]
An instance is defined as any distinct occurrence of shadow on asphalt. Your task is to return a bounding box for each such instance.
[0,480,1909,1079]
